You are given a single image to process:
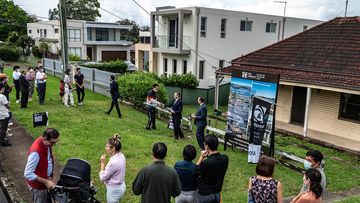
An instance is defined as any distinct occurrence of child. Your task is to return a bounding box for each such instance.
[59,80,65,103]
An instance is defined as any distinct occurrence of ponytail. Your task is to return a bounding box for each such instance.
[310,182,323,199]
[108,133,122,151]
[305,168,323,199]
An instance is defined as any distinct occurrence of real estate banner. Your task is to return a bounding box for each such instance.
[226,70,279,163]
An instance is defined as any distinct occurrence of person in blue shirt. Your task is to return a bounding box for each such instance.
[174,145,198,203]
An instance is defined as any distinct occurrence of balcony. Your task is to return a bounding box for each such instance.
[152,35,191,54]
[84,38,133,46]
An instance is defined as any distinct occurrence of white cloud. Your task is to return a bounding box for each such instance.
[12,0,360,25]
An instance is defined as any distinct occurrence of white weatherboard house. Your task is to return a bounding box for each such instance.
[135,6,323,88]
[27,20,133,62]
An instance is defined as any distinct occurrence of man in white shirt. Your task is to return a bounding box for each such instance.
[12,65,21,103]
[36,67,47,105]
[0,83,11,146]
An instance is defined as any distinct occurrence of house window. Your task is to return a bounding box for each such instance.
[219,60,224,68]
[183,60,187,74]
[220,18,227,38]
[240,20,253,31]
[199,60,205,79]
[173,59,177,74]
[303,25,308,31]
[28,30,32,34]
[68,29,81,42]
[164,58,168,76]
[339,93,360,122]
[140,36,150,44]
[200,17,207,37]
[44,29,47,37]
[40,29,44,38]
[37,29,39,34]
[68,47,81,57]
[54,28,59,33]
[266,22,277,33]
[96,28,109,41]
[87,28,92,41]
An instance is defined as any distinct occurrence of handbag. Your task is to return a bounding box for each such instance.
[167,119,174,130]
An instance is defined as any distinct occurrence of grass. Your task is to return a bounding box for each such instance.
[4,63,360,202]
[336,195,360,203]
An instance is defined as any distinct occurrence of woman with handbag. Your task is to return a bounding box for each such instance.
[248,156,283,203]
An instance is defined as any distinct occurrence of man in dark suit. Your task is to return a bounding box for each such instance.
[105,75,122,118]
[19,69,29,109]
[192,96,207,149]
[169,92,184,140]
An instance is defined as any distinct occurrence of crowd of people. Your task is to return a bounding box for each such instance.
[0,64,327,203]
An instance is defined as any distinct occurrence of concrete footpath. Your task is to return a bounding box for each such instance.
[0,121,62,203]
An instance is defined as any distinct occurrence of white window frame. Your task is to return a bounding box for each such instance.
[68,47,82,57]
[200,17,207,38]
[221,18,227,38]
[240,20,253,32]
[266,22,277,33]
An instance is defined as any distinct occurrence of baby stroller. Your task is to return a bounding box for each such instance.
[52,158,100,203]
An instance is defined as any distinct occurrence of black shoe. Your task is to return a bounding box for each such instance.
[1,142,12,146]
[105,112,110,115]
[145,127,151,130]
[151,127,156,130]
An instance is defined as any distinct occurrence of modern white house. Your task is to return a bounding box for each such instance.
[135,6,323,88]
[27,20,133,62]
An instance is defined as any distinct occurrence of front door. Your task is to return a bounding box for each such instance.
[168,19,178,48]
[290,86,307,125]
[87,47,92,61]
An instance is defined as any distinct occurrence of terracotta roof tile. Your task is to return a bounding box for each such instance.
[225,17,360,90]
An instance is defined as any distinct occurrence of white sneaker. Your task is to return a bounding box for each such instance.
[71,104,76,107]
[7,133,13,137]
[16,100,20,103]
[64,104,70,107]
[8,122,13,126]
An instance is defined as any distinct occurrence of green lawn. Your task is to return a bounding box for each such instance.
[4,64,360,202]
[336,195,360,203]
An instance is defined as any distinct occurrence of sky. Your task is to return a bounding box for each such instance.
[13,0,360,26]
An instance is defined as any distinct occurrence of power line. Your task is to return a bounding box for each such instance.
[99,7,124,21]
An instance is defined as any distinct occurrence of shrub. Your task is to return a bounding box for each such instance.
[0,46,20,61]
[118,72,168,108]
[69,54,81,61]
[81,60,128,73]
[161,72,198,88]
[31,46,42,59]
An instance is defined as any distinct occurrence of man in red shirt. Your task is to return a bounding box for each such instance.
[24,128,60,203]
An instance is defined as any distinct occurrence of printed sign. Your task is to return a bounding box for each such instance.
[226,70,279,163]
[33,112,48,127]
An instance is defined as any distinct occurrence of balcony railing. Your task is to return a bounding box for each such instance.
[154,35,191,50]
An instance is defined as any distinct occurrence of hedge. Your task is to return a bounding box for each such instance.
[160,73,198,88]
[118,72,168,108]
[0,47,21,61]
[81,60,127,73]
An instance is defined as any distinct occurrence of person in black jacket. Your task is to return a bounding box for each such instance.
[105,75,122,118]
[191,96,207,150]
[169,92,184,139]
[19,70,30,109]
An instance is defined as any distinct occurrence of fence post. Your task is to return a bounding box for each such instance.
[91,68,95,92]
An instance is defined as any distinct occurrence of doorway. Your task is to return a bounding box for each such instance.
[168,18,178,48]
[290,86,307,125]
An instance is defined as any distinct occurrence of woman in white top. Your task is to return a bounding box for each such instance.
[63,69,75,107]
[99,134,126,203]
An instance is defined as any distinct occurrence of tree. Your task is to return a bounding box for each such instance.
[49,0,101,21]
[48,8,59,20]
[7,31,19,44]
[39,42,49,58]
[117,19,140,43]
[0,0,35,41]
[17,35,35,56]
